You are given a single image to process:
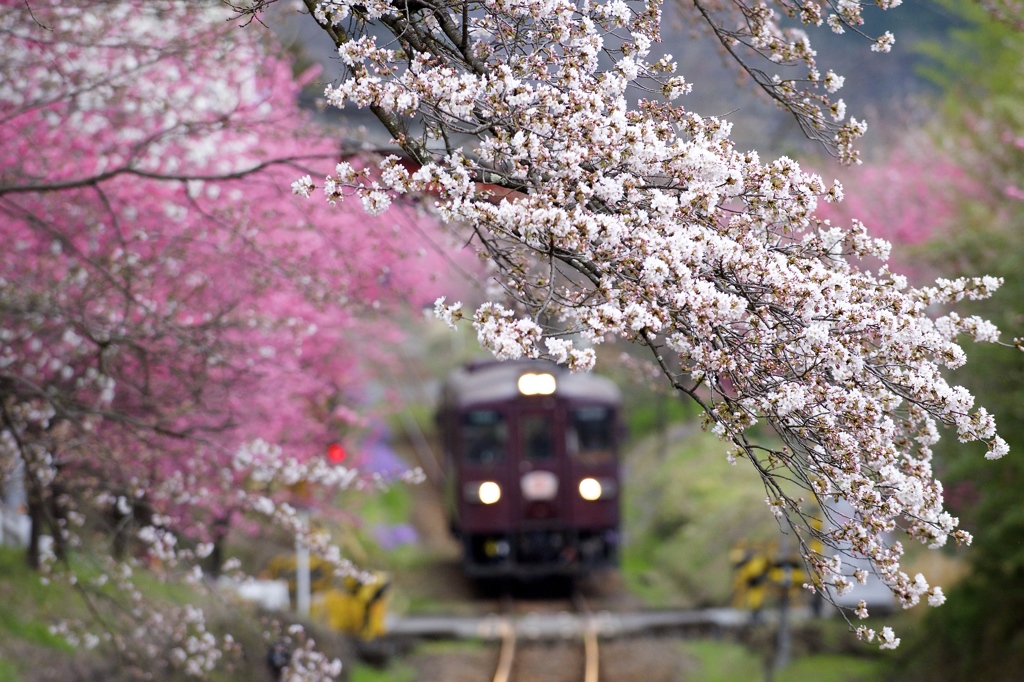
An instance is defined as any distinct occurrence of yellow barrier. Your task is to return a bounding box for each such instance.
[265,555,390,640]
[312,574,390,640]
[729,542,811,611]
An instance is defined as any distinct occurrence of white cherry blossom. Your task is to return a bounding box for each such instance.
[287,0,1019,648]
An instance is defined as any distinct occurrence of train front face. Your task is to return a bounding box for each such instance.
[440,361,621,579]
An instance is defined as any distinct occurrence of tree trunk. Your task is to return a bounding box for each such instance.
[26,490,43,570]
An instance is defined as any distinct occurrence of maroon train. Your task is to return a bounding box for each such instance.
[436,359,622,578]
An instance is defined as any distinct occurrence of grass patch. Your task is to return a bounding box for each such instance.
[684,640,763,681]
[780,653,885,682]
[0,658,20,681]
[413,638,490,655]
[681,639,886,682]
[0,546,78,651]
[349,660,417,682]
[0,608,71,651]
[347,637,488,682]
[0,543,337,681]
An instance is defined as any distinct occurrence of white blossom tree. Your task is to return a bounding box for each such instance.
[268,0,1024,646]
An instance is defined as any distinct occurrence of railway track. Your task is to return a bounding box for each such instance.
[578,594,600,682]
[493,615,516,682]
[491,592,601,682]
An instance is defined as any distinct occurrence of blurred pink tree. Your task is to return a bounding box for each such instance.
[813,143,969,277]
[0,0,448,674]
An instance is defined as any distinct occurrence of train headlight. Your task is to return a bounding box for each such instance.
[465,481,502,504]
[479,481,501,504]
[517,372,556,396]
[579,478,603,501]
[579,477,617,501]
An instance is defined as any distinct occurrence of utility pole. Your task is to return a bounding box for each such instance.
[773,538,794,677]
[296,510,311,618]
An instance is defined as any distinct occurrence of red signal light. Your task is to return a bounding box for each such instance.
[327,443,346,464]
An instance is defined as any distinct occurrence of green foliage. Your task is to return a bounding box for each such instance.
[914,0,1002,95]
[358,485,413,529]
[897,568,1024,681]
[622,392,701,442]
[622,426,786,607]
[919,0,1024,105]
[898,290,1024,679]
[916,0,1024,195]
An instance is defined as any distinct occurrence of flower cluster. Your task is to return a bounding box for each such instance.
[274,625,344,682]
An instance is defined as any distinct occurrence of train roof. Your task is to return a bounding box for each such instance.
[440,359,621,409]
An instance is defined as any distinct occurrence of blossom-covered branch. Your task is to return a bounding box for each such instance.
[284,0,1019,645]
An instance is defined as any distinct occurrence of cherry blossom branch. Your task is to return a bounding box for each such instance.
[0,155,341,196]
[287,0,1017,648]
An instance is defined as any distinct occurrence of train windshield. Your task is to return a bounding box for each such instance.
[521,414,555,461]
[461,410,507,465]
[568,406,614,463]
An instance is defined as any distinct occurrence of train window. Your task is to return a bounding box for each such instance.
[462,410,507,465]
[521,414,555,461]
[568,407,614,463]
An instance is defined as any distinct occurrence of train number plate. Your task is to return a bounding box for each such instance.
[520,471,559,501]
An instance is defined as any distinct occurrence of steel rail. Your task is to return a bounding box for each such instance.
[493,599,517,682]
[583,617,599,682]
[574,591,600,682]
